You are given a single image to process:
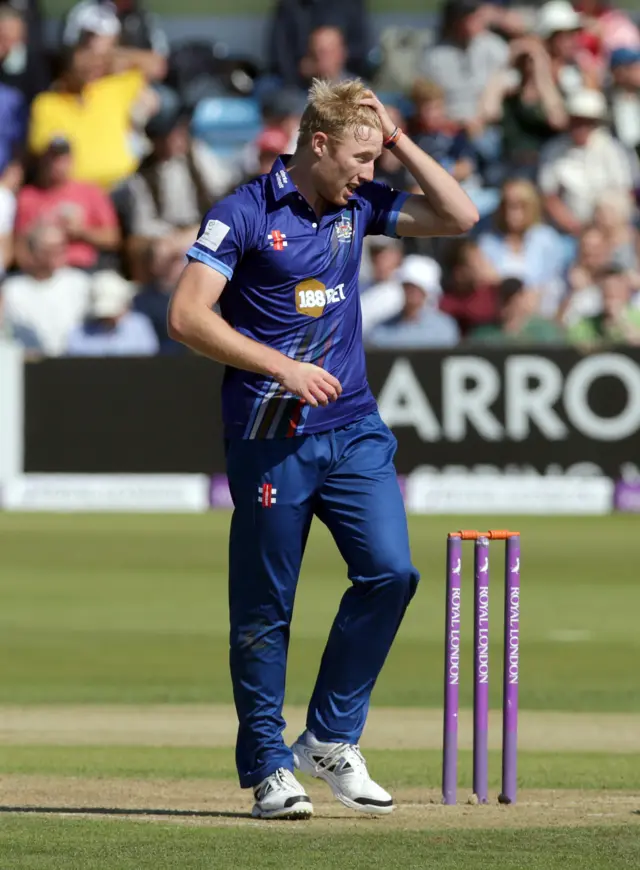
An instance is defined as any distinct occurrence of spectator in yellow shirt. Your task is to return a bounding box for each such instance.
[28,27,160,190]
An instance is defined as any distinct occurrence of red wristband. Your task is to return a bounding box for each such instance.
[383,127,403,149]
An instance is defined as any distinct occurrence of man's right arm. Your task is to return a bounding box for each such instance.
[167,262,341,408]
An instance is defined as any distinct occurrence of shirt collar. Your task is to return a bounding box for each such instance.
[268,155,363,212]
[268,156,297,201]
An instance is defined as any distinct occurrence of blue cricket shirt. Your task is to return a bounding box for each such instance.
[187,157,408,439]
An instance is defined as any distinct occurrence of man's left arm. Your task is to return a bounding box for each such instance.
[393,135,479,237]
[362,92,479,238]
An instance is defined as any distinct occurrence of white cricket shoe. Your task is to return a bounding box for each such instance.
[291,731,395,814]
[251,767,313,820]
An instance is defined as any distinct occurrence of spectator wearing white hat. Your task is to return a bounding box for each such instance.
[360,247,431,334]
[366,255,460,349]
[539,88,639,235]
[60,0,166,81]
[66,269,158,356]
[536,0,598,95]
[28,21,162,190]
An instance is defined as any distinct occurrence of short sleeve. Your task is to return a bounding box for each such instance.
[186,190,259,281]
[89,188,119,228]
[358,181,410,238]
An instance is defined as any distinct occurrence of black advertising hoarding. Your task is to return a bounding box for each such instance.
[24,356,224,474]
[24,349,640,479]
[368,348,640,479]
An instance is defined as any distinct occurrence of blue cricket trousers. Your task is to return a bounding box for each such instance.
[225,410,420,788]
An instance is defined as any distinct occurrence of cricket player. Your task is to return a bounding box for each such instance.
[168,80,478,819]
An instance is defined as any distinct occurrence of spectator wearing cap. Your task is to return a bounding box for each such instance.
[421,0,509,127]
[608,48,640,156]
[66,269,158,356]
[15,136,120,271]
[567,265,640,345]
[127,103,237,267]
[360,245,425,334]
[0,2,50,105]
[479,36,568,178]
[469,277,566,344]
[59,0,165,81]
[28,26,161,190]
[536,0,597,95]
[132,238,189,354]
[366,254,459,348]
[1,222,91,356]
[439,239,500,336]
[539,88,639,236]
[575,0,640,75]
[267,0,370,90]
[61,0,169,68]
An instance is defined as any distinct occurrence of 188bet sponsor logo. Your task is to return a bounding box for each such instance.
[295,279,346,317]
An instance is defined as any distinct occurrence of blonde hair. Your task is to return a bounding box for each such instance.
[297,79,382,146]
[411,78,444,106]
[496,179,542,233]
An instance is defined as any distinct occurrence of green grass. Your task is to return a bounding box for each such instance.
[2,745,640,791]
[2,512,640,868]
[1,513,640,710]
[1,818,639,870]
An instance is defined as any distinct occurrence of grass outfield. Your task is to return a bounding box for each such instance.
[1,512,640,867]
[3,745,640,789]
[1,513,639,710]
[1,819,637,870]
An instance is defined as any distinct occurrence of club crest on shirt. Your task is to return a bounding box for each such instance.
[335,214,353,243]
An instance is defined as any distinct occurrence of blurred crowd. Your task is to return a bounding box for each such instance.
[0,0,639,356]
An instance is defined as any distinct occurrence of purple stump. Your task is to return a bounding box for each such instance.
[443,534,462,805]
[499,534,520,805]
[473,536,490,804]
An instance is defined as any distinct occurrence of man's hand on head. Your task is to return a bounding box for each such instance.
[358,91,398,140]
